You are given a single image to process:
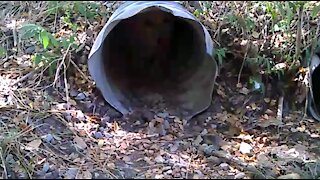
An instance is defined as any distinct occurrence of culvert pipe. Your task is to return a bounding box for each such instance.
[88,1,218,120]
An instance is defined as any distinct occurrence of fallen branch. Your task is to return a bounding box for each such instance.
[63,55,70,110]
[11,67,41,86]
[69,58,91,83]
[0,147,8,179]
[237,41,251,84]
[53,44,71,87]
[277,96,284,122]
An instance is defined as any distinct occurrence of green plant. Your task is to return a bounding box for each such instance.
[246,55,272,73]
[17,2,104,78]
[193,9,201,17]
[249,75,265,94]
[199,1,213,15]
[215,47,228,66]
[47,1,103,21]
[225,14,254,36]
[0,47,6,58]
[292,161,320,179]
[19,23,78,76]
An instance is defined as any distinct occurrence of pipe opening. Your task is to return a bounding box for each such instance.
[102,7,206,107]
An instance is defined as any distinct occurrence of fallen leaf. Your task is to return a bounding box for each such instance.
[155,155,165,163]
[123,156,131,163]
[236,83,243,88]
[98,140,104,147]
[235,172,246,179]
[25,139,42,150]
[219,162,230,170]
[74,136,87,150]
[155,174,164,179]
[239,87,250,95]
[193,135,203,146]
[65,168,78,179]
[69,99,77,106]
[221,28,229,33]
[264,98,270,103]
[252,31,260,39]
[251,103,258,110]
[200,129,208,136]
[169,143,179,152]
[144,157,153,165]
[73,158,81,163]
[82,170,92,179]
[112,121,120,131]
[217,88,227,98]
[107,163,115,169]
[240,40,248,46]
[263,114,269,119]
[270,100,277,106]
[265,109,273,115]
[277,173,301,179]
[274,63,287,70]
[296,125,306,132]
[239,142,252,154]
[42,162,50,173]
[259,118,283,128]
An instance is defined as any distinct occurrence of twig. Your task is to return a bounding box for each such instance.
[53,4,58,32]
[237,41,251,84]
[64,56,70,110]
[69,59,91,82]
[27,58,60,89]
[213,1,228,42]
[0,147,8,179]
[290,4,303,70]
[75,41,86,54]
[10,89,32,110]
[208,150,250,170]
[11,67,41,86]
[53,44,71,87]
[277,96,284,122]
[12,20,17,47]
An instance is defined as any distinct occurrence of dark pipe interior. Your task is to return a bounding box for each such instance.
[312,64,320,110]
[102,7,205,101]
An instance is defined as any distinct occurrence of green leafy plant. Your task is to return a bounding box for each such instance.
[19,23,79,76]
[193,9,201,17]
[225,14,240,32]
[17,2,105,79]
[311,5,320,18]
[19,24,58,50]
[246,55,273,74]
[249,75,265,94]
[47,1,103,21]
[0,47,6,58]
[215,47,228,66]
[199,1,213,15]
[225,14,254,35]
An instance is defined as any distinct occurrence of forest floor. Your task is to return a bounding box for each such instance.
[0,1,320,179]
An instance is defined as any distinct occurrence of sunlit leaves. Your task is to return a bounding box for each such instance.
[20,24,57,50]
[40,30,50,49]
[0,47,6,57]
[311,5,320,18]
[215,48,228,66]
